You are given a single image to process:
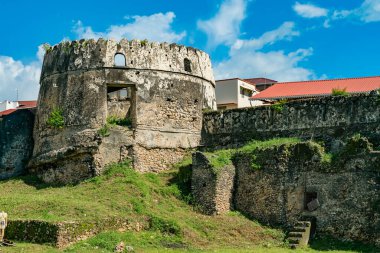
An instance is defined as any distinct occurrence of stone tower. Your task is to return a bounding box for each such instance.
[28,39,216,184]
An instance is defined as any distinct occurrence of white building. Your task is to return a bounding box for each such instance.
[215,78,263,110]
[0,101,19,112]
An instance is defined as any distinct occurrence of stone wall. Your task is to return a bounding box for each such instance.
[29,39,216,183]
[191,152,235,215]
[0,109,35,180]
[6,217,147,248]
[202,94,380,148]
[192,140,380,245]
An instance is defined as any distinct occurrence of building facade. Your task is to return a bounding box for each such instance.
[215,78,263,110]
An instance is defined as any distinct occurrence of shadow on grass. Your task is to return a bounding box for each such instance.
[167,163,193,204]
[0,174,75,189]
[310,236,380,253]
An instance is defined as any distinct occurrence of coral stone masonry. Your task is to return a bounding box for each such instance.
[27,39,216,184]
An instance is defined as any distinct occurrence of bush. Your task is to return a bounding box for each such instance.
[271,99,287,112]
[332,87,349,96]
[47,108,64,129]
[107,115,132,127]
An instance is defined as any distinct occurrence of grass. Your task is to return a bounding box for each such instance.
[0,160,287,252]
[204,138,300,169]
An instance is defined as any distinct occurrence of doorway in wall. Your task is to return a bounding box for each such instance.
[106,83,136,128]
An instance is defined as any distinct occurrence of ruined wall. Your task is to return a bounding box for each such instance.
[202,94,380,148]
[0,109,35,180]
[29,39,216,184]
[191,152,235,215]
[192,141,380,245]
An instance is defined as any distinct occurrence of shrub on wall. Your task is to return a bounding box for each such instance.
[332,87,349,96]
[47,108,64,129]
[271,99,288,112]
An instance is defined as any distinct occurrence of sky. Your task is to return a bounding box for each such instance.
[0,0,380,101]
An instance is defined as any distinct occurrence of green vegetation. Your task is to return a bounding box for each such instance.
[46,108,64,129]
[0,160,286,252]
[98,116,132,137]
[140,39,149,46]
[106,115,132,127]
[204,138,300,170]
[98,124,111,137]
[202,108,215,113]
[42,43,52,54]
[1,156,378,252]
[332,87,349,96]
[271,99,288,112]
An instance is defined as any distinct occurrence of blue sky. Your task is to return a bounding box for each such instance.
[1,0,380,100]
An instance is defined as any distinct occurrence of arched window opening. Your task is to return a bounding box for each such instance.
[184,58,192,73]
[114,53,126,67]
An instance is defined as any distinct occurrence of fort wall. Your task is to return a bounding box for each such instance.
[29,39,216,184]
[0,109,35,180]
[192,140,380,246]
[202,94,380,148]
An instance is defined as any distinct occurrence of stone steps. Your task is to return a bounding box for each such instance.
[287,220,312,249]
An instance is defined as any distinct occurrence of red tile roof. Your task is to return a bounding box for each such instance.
[251,76,380,100]
[18,101,37,108]
[243,78,277,86]
[0,100,37,117]
[0,109,17,117]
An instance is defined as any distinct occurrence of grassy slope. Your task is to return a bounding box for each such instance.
[0,138,379,253]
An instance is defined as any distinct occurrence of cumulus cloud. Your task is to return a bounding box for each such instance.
[214,22,314,81]
[197,0,246,47]
[73,12,186,42]
[214,48,314,81]
[293,2,329,18]
[0,48,42,101]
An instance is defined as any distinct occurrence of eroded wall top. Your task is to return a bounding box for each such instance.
[40,39,215,85]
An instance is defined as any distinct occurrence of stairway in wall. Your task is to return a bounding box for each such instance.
[287,220,312,249]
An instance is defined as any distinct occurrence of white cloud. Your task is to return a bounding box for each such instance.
[357,0,380,22]
[197,0,246,47]
[293,2,328,18]
[214,22,314,81]
[73,12,186,43]
[232,22,300,51]
[303,0,380,28]
[0,48,42,101]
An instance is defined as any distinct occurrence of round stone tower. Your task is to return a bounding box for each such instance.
[29,39,216,184]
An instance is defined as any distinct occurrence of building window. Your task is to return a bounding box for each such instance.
[184,58,192,72]
[114,53,126,67]
[240,87,253,98]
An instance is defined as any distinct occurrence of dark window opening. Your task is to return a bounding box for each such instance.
[305,192,319,211]
[184,58,192,72]
[114,53,126,67]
